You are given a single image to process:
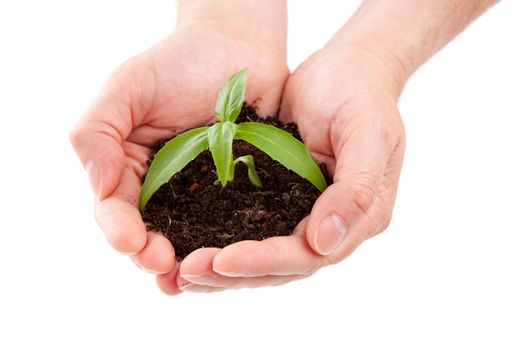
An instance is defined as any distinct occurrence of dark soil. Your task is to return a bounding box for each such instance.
[141,104,329,259]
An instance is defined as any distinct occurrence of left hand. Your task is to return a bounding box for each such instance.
[70,11,289,296]
[176,45,407,292]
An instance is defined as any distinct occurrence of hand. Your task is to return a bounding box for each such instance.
[176,46,406,291]
[173,0,497,293]
[70,16,288,295]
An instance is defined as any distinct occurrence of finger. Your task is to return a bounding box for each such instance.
[69,69,135,200]
[176,284,226,294]
[131,232,176,274]
[156,262,183,296]
[306,109,401,257]
[177,248,227,292]
[210,221,326,277]
[178,272,308,291]
[156,250,225,294]
[177,248,310,291]
[365,135,406,240]
[94,166,147,254]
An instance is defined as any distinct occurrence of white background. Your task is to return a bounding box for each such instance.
[0,1,524,349]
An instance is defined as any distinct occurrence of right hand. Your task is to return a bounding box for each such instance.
[69,23,288,295]
[179,45,407,293]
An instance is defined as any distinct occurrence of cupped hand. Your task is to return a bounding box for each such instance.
[176,46,406,292]
[70,25,288,295]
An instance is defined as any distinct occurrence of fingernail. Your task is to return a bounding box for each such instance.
[212,268,246,278]
[180,274,216,286]
[179,283,213,293]
[142,267,165,274]
[85,160,101,198]
[313,214,347,255]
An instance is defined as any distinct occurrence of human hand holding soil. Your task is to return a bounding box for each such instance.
[70,0,288,295]
[172,0,498,292]
[71,0,498,294]
[174,46,406,292]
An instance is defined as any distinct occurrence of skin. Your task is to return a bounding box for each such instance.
[70,1,289,295]
[70,0,498,294]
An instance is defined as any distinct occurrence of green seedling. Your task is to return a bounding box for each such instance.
[139,68,327,211]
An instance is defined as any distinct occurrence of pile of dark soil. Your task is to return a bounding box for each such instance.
[141,105,328,259]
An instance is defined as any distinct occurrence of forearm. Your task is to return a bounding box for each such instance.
[327,0,499,92]
[176,0,287,57]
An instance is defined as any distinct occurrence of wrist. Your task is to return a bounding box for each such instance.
[324,3,420,89]
[326,0,498,90]
[314,43,408,100]
[176,0,287,58]
[328,41,410,99]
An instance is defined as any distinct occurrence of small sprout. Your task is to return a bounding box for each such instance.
[208,121,238,187]
[139,69,327,211]
[214,68,248,123]
[233,155,262,188]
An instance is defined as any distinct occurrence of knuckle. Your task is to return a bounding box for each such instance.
[380,214,393,232]
[367,211,393,239]
[68,125,83,149]
[352,180,378,214]
[324,251,346,266]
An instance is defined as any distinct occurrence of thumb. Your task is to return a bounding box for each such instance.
[306,113,397,257]
[69,74,133,200]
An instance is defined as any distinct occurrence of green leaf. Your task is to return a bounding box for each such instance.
[235,122,327,192]
[234,155,263,188]
[207,121,238,187]
[214,68,249,122]
[139,127,210,211]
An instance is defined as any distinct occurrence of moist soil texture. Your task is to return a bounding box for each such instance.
[142,104,329,259]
